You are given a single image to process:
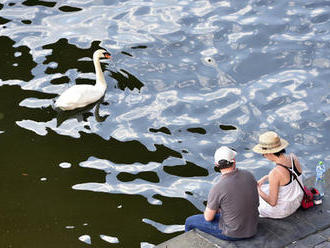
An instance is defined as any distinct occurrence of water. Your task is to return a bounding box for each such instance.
[0,0,329,247]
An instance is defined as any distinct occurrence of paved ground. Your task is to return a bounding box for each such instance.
[156,169,330,248]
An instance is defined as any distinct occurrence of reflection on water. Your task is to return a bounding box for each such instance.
[0,0,330,247]
[22,0,56,8]
[117,171,160,183]
[110,68,145,91]
[43,38,103,74]
[55,97,109,127]
[0,36,37,81]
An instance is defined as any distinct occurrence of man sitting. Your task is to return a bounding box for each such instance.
[185,146,259,241]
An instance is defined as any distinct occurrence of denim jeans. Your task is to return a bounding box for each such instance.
[185,214,245,241]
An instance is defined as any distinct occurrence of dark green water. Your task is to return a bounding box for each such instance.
[0,0,329,247]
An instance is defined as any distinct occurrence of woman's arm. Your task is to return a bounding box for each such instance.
[257,175,269,186]
[258,170,281,206]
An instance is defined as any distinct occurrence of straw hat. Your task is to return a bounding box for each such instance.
[253,131,289,154]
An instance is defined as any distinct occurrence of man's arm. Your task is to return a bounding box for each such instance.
[204,207,217,221]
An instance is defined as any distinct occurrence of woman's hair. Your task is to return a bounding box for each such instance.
[216,159,234,169]
[273,149,286,157]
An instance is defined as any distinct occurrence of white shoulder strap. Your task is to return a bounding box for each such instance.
[290,154,299,179]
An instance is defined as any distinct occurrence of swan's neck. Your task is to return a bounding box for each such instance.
[93,57,107,89]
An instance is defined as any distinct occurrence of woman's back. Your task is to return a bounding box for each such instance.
[274,154,302,186]
[259,154,304,218]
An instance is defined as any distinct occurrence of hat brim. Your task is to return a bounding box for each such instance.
[252,138,289,154]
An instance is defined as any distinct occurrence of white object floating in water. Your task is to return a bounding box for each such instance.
[59,162,72,169]
[79,235,91,245]
[117,205,122,208]
[65,226,75,229]
[54,49,111,111]
[100,234,119,244]
[204,56,216,65]
[40,177,47,181]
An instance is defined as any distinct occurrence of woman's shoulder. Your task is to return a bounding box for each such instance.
[289,153,303,173]
[290,152,298,159]
[269,166,285,179]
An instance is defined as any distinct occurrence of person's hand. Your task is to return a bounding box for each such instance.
[257,183,265,196]
[257,183,262,191]
[257,175,269,187]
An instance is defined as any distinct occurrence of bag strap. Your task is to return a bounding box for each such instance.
[289,154,306,194]
[277,155,306,196]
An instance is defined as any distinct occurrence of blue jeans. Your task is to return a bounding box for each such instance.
[185,214,245,241]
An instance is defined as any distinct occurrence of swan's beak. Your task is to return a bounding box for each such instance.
[104,53,111,59]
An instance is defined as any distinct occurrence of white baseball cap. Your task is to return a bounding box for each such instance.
[214,146,237,164]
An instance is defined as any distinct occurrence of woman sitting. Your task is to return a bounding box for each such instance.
[253,131,304,219]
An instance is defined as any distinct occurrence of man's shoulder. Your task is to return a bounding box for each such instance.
[237,168,251,175]
[211,175,227,190]
[237,168,257,180]
[238,168,253,174]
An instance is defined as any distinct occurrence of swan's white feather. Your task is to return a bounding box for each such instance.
[54,49,110,111]
[55,84,105,110]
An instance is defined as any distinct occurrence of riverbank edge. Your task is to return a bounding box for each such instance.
[156,169,330,248]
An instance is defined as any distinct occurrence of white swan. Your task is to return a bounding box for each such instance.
[54,49,111,111]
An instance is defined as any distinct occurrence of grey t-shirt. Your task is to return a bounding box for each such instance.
[207,168,259,238]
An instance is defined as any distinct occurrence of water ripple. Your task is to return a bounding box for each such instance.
[1,0,330,246]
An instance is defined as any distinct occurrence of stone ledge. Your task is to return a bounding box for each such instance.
[156,169,330,248]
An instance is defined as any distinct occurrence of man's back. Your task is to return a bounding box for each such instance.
[207,168,259,238]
